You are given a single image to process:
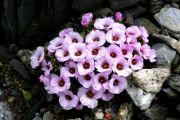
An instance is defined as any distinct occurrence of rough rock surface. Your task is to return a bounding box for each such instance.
[152,34,180,54]
[126,79,156,110]
[0,101,14,120]
[167,75,180,92]
[133,68,170,93]
[152,43,176,68]
[155,7,180,33]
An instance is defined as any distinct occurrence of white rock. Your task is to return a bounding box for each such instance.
[126,79,156,110]
[95,109,104,119]
[132,68,170,93]
[0,101,14,120]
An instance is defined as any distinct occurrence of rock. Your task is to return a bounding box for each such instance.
[174,64,180,74]
[7,97,15,103]
[33,116,42,120]
[72,0,104,13]
[84,115,94,120]
[68,118,82,120]
[107,0,141,10]
[10,59,32,82]
[52,103,62,114]
[152,43,176,68]
[161,88,179,100]
[46,93,54,102]
[123,5,146,18]
[126,79,156,110]
[165,118,179,120]
[0,101,14,120]
[176,103,180,113]
[149,0,165,14]
[0,46,13,63]
[43,111,54,120]
[135,18,160,34]
[115,103,133,120]
[17,50,32,65]
[155,7,180,33]
[94,8,113,17]
[132,68,170,93]
[152,34,180,54]
[172,54,180,71]
[94,108,104,119]
[167,75,180,92]
[124,14,134,27]
[104,102,119,120]
[145,104,168,120]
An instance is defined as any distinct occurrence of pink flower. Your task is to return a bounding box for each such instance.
[78,72,94,88]
[85,30,106,46]
[41,60,53,76]
[87,44,106,60]
[100,88,114,101]
[148,49,156,62]
[120,44,133,59]
[60,61,78,78]
[95,57,112,72]
[55,46,70,62]
[78,87,101,109]
[126,36,137,44]
[47,37,64,53]
[50,74,71,94]
[77,57,95,75]
[64,32,83,45]
[75,101,84,110]
[126,26,141,38]
[112,57,132,77]
[59,28,73,38]
[68,43,87,61]
[112,22,126,31]
[58,90,78,110]
[139,26,149,43]
[108,74,127,94]
[106,44,121,62]
[81,12,93,27]
[94,17,114,30]
[30,46,45,69]
[106,28,126,45]
[92,72,110,91]
[129,55,144,70]
[114,11,123,21]
[137,44,151,59]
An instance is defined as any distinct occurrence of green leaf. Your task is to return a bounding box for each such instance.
[21,89,33,102]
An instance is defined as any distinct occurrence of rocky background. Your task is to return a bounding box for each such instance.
[0,0,180,120]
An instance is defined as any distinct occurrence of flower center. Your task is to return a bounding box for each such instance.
[59,79,65,87]
[85,74,91,81]
[69,67,75,74]
[104,90,109,94]
[133,50,138,55]
[64,51,69,57]
[128,32,134,35]
[46,65,50,69]
[93,37,99,42]
[116,63,123,70]
[104,24,109,28]
[113,79,119,86]
[102,62,109,69]
[110,52,116,58]
[83,62,90,69]
[132,59,137,65]
[122,49,127,55]
[113,36,119,41]
[75,51,82,56]
[99,76,106,84]
[72,39,78,43]
[86,90,94,98]
[56,43,62,47]
[65,95,72,101]
[92,48,99,55]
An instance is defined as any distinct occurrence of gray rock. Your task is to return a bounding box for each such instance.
[17,50,32,65]
[68,119,82,120]
[152,34,180,54]
[133,68,170,93]
[161,88,178,100]
[126,79,156,110]
[84,115,94,120]
[152,43,176,68]
[43,111,54,120]
[167,75,180,92]
[72,0,104,13]
[115,103,133,120]
[165,118,179,120]
[94,8,113,17]
[108,0,141,10]
[174,64,180,74]
[145,104,168,120]
[123,5,146,18]
[155,7,180,33]
[33,116,42,120]
[149,0,165,14]
[0,101,14,120]
[10,59,32,81]
[135,18,160,34]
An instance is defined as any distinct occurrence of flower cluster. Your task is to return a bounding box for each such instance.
[30,12,156,110]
